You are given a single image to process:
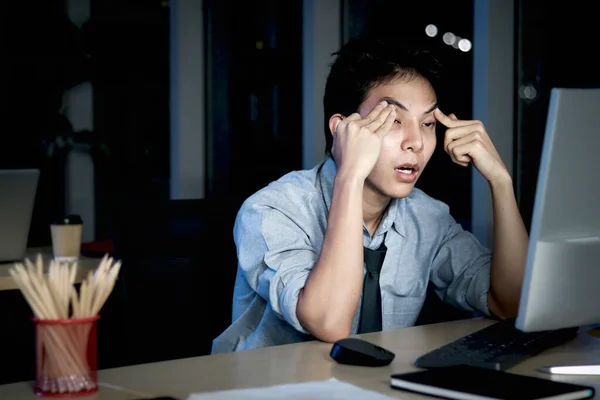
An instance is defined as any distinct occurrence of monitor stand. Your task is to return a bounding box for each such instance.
[537,325,600,376]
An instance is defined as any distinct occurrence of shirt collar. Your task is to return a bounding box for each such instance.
[318,157,406,237]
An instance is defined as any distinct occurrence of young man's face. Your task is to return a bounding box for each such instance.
[358,75,437,200]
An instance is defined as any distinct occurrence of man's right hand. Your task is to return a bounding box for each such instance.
[331,101,396,181]
[298,102,395,342]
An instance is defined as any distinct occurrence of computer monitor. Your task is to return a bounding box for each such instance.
[515,88,600,334]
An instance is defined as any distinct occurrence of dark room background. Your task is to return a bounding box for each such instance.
[2,0,598,385]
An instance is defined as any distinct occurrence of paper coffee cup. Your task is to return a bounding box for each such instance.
[50,215,83,262]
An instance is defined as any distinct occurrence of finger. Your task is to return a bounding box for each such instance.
[434,108,474,128]
[365,105,395,132]
[434,109,458,127]
[447,136,473,166]
[443,122,487,154]
[343,112,363,122]
[335,112,362,135]
[374,107,396,136]
[449,113,458,121]
[448,137,490,167]
[359,101,390,126]
[448,144,471,167]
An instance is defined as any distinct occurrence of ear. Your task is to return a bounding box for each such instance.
[328,113,344,136]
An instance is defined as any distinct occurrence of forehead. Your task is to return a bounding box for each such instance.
[363,76,437,111]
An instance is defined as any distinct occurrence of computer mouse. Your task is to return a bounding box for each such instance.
[330,337,395,367]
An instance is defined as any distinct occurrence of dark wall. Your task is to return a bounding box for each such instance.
[2,0,303,384]
[205,0,304,202]
[4,0,80,246]
[516,0,600,230]
[88,0,171,239]
[344,0,475,227]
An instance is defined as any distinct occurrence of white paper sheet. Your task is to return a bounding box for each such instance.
[186,378,398,400]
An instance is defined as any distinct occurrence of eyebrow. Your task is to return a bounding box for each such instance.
[379,97,438,115]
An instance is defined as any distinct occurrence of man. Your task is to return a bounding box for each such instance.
[211,35,528,353]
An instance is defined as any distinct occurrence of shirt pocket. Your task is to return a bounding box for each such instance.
[381,295,425,330]
[381,258,429,317]
[383,294,425,316]
[382,258,430,308]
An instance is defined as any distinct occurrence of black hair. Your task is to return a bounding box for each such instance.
[323,34,443,157]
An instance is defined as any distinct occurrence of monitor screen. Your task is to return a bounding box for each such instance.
[515,88,600,333]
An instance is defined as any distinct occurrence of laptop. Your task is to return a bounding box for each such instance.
[0,169,40,262]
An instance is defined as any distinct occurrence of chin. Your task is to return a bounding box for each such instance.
[385,183,415,199]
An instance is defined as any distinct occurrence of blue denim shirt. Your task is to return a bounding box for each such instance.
[211,158,491,353]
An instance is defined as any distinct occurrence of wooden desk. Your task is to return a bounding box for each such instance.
[0,248,101,291]
[0,382,151,400]
[1,318,598,399]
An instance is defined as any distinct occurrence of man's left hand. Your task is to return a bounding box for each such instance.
[434,109,510,185]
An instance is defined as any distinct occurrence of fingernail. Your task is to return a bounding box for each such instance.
[379,100,388,106]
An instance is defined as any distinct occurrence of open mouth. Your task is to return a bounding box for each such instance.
[394,163,419,175]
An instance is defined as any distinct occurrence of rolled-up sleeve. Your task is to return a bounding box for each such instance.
[234,200,318,334]
[429,214,492,316]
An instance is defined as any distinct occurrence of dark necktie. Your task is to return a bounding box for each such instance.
[358,241,387,333]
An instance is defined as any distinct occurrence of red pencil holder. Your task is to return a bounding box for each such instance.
[33,315,100,397]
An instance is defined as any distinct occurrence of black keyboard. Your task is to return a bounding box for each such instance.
[415,318,579,371]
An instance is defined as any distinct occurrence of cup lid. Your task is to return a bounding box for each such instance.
[52,214,83,225]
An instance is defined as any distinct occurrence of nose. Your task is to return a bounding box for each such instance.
[401,122,424,153]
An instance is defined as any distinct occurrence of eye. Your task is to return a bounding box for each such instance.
[423,122,436,128]
[394,119,402,124]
